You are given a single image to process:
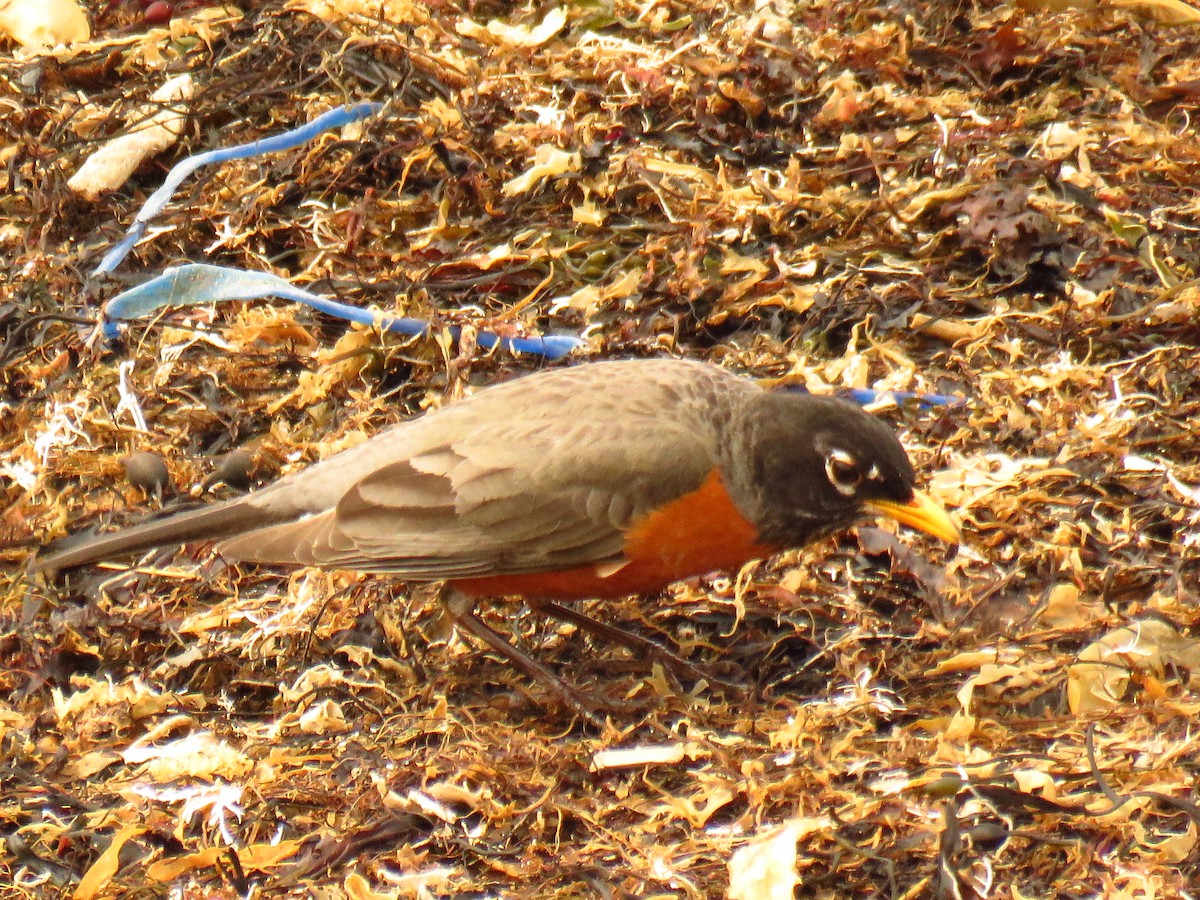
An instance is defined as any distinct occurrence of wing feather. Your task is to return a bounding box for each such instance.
[201,361,740,578]
[217,420,714,579]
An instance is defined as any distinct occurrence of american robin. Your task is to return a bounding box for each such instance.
[35,358,958,712]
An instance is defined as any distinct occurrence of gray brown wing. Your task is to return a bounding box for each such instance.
[215,416,716,579]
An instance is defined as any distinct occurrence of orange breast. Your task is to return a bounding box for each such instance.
[453,469,777,600]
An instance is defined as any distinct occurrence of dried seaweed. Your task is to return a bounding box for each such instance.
[3,0,1200,896]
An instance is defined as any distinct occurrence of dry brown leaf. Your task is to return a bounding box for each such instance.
[68,74,193,200]
[73,825,144,900]
[910,313,985,343]
[145,840,304,880]
[123,730,253,781]
[502,145,581,196]
[1037,583,1106,630]
[1068,619,1200,714]
[1112,0,1200,23]
[592,742,690,770]
[0,0,89,49]
[728,817,830,900]
[457,7,566,48]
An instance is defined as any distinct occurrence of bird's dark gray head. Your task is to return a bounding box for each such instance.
[731,392,951,548]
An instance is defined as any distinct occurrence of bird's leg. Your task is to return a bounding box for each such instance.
[438,588,608,720]
[528,598,743,694]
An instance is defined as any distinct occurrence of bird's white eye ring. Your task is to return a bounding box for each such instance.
[824,449,862,496]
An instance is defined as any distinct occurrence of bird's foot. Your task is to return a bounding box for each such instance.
[440,589,616,724]
[530,599,745,697]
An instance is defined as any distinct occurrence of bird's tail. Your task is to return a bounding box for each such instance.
[33,497,276,572]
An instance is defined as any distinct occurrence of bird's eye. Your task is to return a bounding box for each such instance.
[824,449,863,496]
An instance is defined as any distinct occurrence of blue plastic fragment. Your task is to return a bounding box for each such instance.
[93,102,384,276]
[841,387,966,409]
[101,264,582,360]
[779,383,965,410]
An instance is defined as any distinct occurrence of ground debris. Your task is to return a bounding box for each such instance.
[3,0,1200,896]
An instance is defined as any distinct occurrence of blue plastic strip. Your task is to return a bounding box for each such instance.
[101,264,582,360]
[780,383,965,409]
[93,102,384,276]
[841,387,966,409]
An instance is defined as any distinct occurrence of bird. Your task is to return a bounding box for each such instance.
[35,358,959,713]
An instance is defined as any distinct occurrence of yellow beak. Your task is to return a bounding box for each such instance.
[867,490,961,544]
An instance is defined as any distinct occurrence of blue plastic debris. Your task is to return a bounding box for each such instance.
[91,102,581,361]
[94,102,384,277]
[779,383,966,410]
[102,264,582,360]
[840,387,967,409]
